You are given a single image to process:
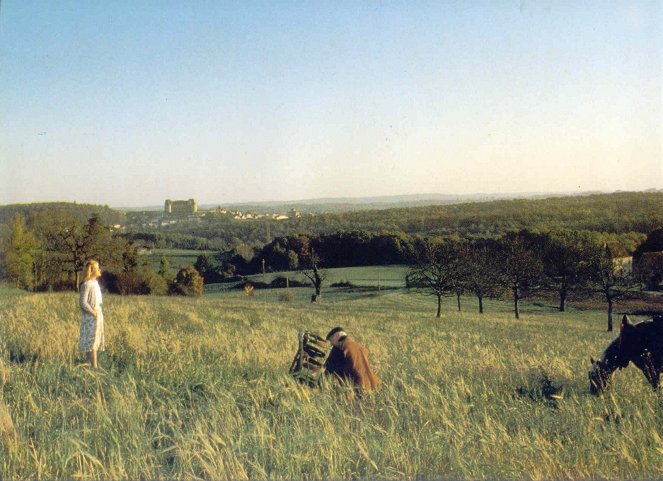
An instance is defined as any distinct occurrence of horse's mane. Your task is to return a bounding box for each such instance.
[599,336,625,365]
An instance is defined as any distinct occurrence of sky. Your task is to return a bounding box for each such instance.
[0,1,661,207]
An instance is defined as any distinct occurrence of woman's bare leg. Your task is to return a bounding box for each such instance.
[87,350,97,369]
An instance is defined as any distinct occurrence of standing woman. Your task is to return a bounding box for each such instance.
[79,260,105,368]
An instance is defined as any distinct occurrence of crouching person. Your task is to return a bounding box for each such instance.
[324,327,379,394]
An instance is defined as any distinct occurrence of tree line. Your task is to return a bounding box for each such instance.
[0,214,203,297]
[405,231,647,331]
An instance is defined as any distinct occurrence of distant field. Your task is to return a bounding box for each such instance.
[1,287,661,480]
[139,249,216,274]
[138,250,409,291]
[204,265,409,293]
[249,265,408,287]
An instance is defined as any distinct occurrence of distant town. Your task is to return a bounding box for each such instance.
[124,198,303,230]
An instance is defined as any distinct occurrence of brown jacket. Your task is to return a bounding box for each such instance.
[324,337,379,392]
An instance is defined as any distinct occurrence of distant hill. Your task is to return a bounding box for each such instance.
[114,190,662,214]
[200,190,612,214]
[112,192,573,213]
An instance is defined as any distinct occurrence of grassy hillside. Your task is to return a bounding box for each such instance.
[1,289,661,480]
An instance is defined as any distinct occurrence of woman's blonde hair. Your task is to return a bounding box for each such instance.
[84,260,101,281]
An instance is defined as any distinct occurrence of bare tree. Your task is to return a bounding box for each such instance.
[588,243,633,331]
[497,233,544,319]
[408,237,459,318]
[465,240,502,314]
[447,239,470,312]
[301,248,326,303]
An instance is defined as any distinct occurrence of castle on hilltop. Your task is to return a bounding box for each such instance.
[164,199,197,218]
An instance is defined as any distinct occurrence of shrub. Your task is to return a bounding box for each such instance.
[102,268,168,295]
[139,268,168,295]
[234,281,270,291]
[117,271,149,295]
[102,271,147,295]
[170,266,204,297]
[270,276,307,288]
[278,290,294,302]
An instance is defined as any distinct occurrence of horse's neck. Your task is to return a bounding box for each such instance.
[600,337,627,369]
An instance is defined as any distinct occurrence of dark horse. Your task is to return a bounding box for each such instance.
[589,314,663,395]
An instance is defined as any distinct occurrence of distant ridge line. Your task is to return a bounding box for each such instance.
[115,189,652,211]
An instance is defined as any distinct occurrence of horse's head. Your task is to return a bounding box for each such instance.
[588,357,613,395]
[588,315,634,395]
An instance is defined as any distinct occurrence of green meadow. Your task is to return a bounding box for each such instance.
[139,249,217,275]
[247,265,409,287]
[141,248,409,290]
[1,285,661,480]
[203,265,409,294]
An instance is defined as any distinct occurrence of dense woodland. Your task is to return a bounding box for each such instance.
[122,191,663,250]
[0,202,125,230]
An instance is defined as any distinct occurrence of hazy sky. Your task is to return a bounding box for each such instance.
[1,1,661,207]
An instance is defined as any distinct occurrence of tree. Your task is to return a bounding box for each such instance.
[158,256,171,278]
[47,214,124,289]
[57,222,88,289]
[633,228,663,256]
[171,266,204,296]
[300,248,325,302]
[588,242,633,331]
[634,252,663,291]
[122,242,138,272]
[633,228,663,290]
[82,214,124,271]
[194,254,220,283]
[408,237,459,318]
[465,239,502,314]
[497,232,544,319]
[445,239,470,312]
[1,214,38,290]
[538,230,595,311]
[287,249,299,270]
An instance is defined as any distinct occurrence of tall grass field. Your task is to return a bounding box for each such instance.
[1,286,661,480]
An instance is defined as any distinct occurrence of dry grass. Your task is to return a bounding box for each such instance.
[0,402,18,455]
[0,287,661,480]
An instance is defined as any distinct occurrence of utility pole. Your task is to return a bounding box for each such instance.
[262,258,266,282]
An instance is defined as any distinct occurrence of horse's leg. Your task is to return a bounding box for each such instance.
[637,354,659,389]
